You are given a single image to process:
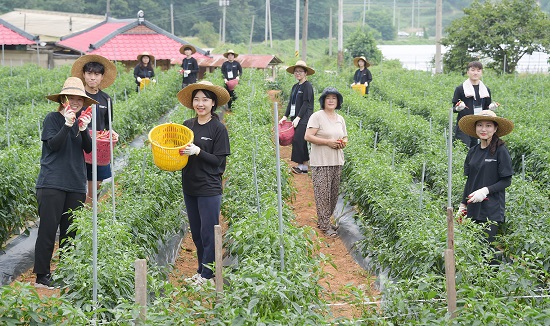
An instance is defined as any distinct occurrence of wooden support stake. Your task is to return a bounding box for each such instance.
[446,207,454,250]
[135,259,147,323]
[214,225,223,295]
[444,249,457,318]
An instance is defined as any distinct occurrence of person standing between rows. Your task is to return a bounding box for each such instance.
[221,50,242,111]
[452,61,500,148]
[457,110,514,261]
[134,52,156,92]
[71,54,118,204]
[350,56,373,95]
[176,81,231,286]
[34,77,98,288]
[279,60,315,174]
[304,87,348,238]
[180,45,199,88]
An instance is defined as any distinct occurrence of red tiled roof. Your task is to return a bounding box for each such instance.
[91,34,208,61]
[0,21,36,45]
[56,19,207,61]
[57,21,129,53]
[184,54,282,69]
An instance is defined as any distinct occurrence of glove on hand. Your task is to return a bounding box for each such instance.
[185,70,191,75]
[64,109,76,127]
[467,187,489,203]
[137,77,142,83]
[455,100,466,111]
[292,117,300,128]
[279,116,287,124]
[181,143,201,156]
[151,79,157,83]
[78,114,91,131]
[488,102,500,111]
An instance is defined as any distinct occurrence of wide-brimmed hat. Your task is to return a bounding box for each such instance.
[179,44,196,55]
[71,54,117,89]
[286,60,315,75]
[353,56,371,68]
[458,110,514,138]
[46,77,99,108]
[223,50,239,58]
[137,52,155,62]
[319,87,343,110]
[177,81,230,109]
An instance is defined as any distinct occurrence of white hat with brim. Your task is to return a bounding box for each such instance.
[353,56,371,67]
[286,60,315,75]
[179,44,196,54]
[223,50,238,58]
[458,110,514,138]
[46,77,99,108]
[177,81,230,109]
[71,54,117,89]
[137,52,155,62]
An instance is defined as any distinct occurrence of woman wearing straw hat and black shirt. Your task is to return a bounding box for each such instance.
[180,44,199,88]
[305,87,348,237]
[351,56,372,95]
[134,52,156,92]
[34,77,98,288]
[177,81,231,286]
[457,110,514,255]
[221,50,242,111]
[71,54,117,204]
[279,60,315,174]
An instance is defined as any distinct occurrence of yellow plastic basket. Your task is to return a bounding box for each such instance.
[352,84,366,95]
[148,123,194,171]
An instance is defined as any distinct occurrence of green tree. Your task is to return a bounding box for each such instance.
[191,21,218,47]
[345,28,382,64]
[365,10,395,41]
[442,0,550,73]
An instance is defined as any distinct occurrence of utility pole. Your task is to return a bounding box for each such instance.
[249,15,255,54]
[411,0,415,30]
[338,0,343,69]
[435,0,442,73]
[295,0,300,58]
[393,0,396,26]
[220,0,229,44]
[265,0,273,47]
[268,0,273,48]
[301,0,308,61]
[329,7,333,56]
[170,3,174,35]
[106,0,110,18]
[362,0,366,28]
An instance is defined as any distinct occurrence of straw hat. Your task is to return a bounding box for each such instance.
[353,56,371,68]
[71,54,117,89]
[179,44,196,55]
[458,110,514,138]
[46,77,99,108]
[137,52,155,62]
[286,60,315,75]
[223,49,239,58]
[177,81,230,109]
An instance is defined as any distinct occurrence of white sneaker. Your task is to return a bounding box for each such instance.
[184,273,201,283]
[192,275,214,287]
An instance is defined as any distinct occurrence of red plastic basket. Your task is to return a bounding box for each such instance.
[226,79,239,91]
[278,121,294,146]
[84,130,118,166]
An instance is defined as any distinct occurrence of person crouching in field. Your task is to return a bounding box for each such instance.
[304,87,348,238]
[457,110,514,262]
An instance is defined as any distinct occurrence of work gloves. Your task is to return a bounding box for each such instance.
[467,187,489,203]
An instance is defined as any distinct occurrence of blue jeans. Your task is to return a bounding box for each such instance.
[183,194,221,279]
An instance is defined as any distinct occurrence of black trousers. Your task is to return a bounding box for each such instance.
[291,123,309,164]
[33,188,85,275]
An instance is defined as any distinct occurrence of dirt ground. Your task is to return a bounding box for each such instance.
[13,90,378,320]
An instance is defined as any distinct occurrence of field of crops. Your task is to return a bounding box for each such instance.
[1,61,550,324]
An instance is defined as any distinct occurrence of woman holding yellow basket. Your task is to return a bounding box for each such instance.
[351,56,372,95]
[176,81,230,286]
